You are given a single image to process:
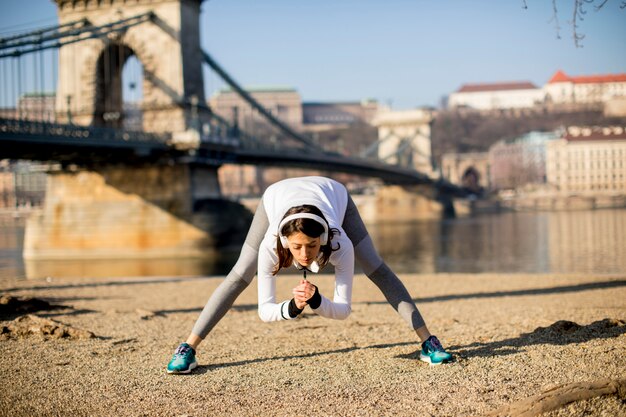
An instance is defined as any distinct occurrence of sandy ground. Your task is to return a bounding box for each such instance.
[0,272,625,417]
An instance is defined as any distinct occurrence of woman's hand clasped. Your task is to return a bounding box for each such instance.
[292,279,317,309]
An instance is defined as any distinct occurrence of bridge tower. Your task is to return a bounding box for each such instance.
[22,1,253,262]
[54,0,206,133]
[372,109,435,176]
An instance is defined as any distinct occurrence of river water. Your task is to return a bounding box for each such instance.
[1,209,625,281]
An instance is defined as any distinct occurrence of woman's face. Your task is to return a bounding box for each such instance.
[286,231,321,267]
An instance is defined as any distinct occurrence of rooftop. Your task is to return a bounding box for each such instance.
[456,81,538,93]
[548,70,626,84]
[216,86,297,94]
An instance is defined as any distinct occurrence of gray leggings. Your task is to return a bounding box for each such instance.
[191,196,426,338]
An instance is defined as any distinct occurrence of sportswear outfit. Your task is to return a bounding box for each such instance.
[168,176,450,373]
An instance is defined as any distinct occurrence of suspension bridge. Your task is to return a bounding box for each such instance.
[0,0,464,259]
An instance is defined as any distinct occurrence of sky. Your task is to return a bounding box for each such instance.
[0,0,625,110]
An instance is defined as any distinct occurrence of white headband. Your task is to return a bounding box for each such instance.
[278,213,329,247]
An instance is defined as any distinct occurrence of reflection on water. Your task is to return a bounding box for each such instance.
[367,212,553,274]
[23,252,242,280]
[547,210,626,274]
[0,219,25,280]
[1,209,624,280]
[369,209,625,274]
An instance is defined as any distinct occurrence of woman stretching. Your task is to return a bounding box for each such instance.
[167,176,452,373]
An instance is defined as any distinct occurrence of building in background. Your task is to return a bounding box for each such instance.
[441,125,626,198]
[17,93,56,122]
[209,86,303,132]
[544,71,626,107]
[301,100,380,157]
[546,126,626,194]
[0,93,56,122]
[301,100,379,132]
[0,107,16,118]
[447,81,544,111]
[488,131,560,190]
[0,160,50,210]
[447,70,626,114]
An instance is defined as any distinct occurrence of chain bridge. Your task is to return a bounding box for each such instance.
[0,0,463,260]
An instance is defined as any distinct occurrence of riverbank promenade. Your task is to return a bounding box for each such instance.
[1,272,625,416]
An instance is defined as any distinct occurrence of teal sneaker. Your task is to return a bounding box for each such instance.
[167,343,198,374]
[419,335,453,365]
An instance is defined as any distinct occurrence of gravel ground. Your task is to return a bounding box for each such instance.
[1,272,625,417]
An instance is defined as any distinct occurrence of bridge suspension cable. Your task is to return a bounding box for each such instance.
[201,50,324,153]
[359,131,394,158]
[0,12,154,59]
[0,18,89,44]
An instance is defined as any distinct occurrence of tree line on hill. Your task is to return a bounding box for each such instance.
[430,109,626,163]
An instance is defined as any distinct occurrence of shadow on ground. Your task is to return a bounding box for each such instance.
[192,340,417,374]
[397,318,626,361]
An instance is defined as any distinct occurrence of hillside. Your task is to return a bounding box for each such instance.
[430,109,626,164]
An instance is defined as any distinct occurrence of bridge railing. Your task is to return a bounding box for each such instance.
[234,129,308,154]
[0,117,169,145]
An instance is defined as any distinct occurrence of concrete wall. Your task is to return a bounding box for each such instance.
[23,164,246,260]
[352,186,443,223]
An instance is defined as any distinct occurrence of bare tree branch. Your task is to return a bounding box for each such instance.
[549,0,562,40]
[594,0,610,10]
[526,0,624,48]
[572,0,587,48]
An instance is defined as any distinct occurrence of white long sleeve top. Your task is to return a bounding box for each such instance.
[257,176,354,322]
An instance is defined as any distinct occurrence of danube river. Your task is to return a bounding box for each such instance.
[1,208,624,280]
